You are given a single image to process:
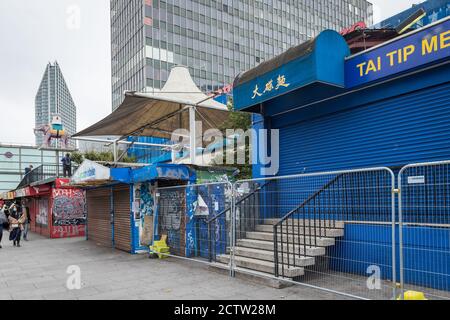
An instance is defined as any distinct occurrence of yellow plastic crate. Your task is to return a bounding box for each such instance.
[149,246,170,259]
[150,235,170,259]
[153,240,168,247]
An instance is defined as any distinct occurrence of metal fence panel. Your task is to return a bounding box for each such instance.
[148,162,450,300]
[234,168,396,300]
[154,181,234,272]
[399,161,450,300]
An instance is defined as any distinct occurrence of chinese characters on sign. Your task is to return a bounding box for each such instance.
[252,75,290,99]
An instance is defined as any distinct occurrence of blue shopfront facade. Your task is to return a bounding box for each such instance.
[111,164,195,254]
[235,17,450,176]
[79,163,231,257]
[233,18,450,290]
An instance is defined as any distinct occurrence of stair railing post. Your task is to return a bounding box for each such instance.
[291,215,295,267]
[230,182,236,278]
[302,207,307,258]
[274,224,279,277]
[280,223,285,277]
[208,221,212,263]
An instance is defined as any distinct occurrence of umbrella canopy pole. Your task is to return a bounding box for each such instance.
[113,139,118,163]
[189,105,196,165]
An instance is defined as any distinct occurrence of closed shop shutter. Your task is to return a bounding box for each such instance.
[33,197,51,237]
[113,185,131,253]
[276,82,450,175]
[158,188,186,257]
[30,198,37,233]
[87,188,111,248]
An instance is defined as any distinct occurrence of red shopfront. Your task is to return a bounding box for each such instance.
[15,179,86,239]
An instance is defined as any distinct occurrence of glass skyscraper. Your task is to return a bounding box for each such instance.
[35,62,77,148]
[111,0,373,110]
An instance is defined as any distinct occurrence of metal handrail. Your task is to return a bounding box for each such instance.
[17,165,43,189]
[274,174,344,228]
[274,174,344,277]
[206,182,268,224]
[208,181,272,262]
[16,164,78,189]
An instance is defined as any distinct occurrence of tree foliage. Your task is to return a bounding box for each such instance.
[219,99,252,131]
[214,98,253,180]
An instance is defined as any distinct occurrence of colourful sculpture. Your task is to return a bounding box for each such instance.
[34,115,70,149]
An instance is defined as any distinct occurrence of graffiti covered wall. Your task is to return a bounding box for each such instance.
[51,188,86,238]
[158,188,186,256]
[134,183,156,249]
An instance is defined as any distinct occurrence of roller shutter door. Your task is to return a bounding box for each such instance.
[276,82,450,175]
[158,188,186,257]
[113,185,131,253]
[87,188,111,248]
[32,197,51,237]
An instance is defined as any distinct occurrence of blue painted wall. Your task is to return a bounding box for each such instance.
[195,184,228,259]
[329,224,450,291]
[241,24,450,292]
[329,224,395,282]
[275,77,450,175]
[269,78,450,291]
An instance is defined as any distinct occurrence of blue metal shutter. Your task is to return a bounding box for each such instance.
[276,82,450,175]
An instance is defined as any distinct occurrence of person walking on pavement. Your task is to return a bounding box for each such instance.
[61,153,72,178]
[22,206,31,241]
[8,203,25,247]
[0,204,9,249]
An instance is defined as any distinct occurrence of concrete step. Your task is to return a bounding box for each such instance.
[255,224,344,237]
[264,219,345,229]
[246,231,336,247]
[233,246,315,267]
[236,238,326,256]
[217,255,304,278]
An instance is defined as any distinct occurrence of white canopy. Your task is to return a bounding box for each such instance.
[74,66,229,139]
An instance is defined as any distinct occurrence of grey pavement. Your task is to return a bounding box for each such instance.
[0,232,346,300]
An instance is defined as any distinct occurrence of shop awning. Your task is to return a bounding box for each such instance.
[74,66,229,139]
[233,30,350,112]
[131,164,192,183]
[70,160,193,186]
[70,160,113,187]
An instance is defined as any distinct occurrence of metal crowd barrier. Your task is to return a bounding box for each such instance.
[151,163,450,300]
[398,161,450,300]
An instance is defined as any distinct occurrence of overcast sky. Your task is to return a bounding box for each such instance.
[0,0,423,145]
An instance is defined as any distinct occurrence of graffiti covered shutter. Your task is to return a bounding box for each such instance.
[51,188,86,239]
[87,188,112,248]
[158,188,186,257]
[113,185,131,253]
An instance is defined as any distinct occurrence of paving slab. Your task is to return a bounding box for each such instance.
[0,232,344,300]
